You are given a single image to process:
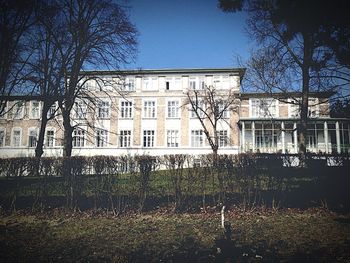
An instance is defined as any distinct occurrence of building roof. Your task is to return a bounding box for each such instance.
[240,91,335,99]
[81,68,246,78]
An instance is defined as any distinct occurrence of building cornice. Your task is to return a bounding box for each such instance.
[81,68,246,78]
[240,91,335,99]
[238,117,350,122]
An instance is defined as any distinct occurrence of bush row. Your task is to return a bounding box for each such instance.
[0,153,349,213]
[1,153,349,178]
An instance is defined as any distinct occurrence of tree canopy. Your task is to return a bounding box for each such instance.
[219,0,350,157]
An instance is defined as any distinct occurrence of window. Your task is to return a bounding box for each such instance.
[218,102,229,118]
[222,76,230,89]
[13,101,24,119]
[0,129,5,147]
[213,75,230,89]
[73,128,85,147]
[0,102,6,119]
[125,77,135,91]
[97,100,110,118]
[189,76,205,90]
[46,130,55,147]
[289,98,319,118]
[218,130,228,147]
[143,77,157,90]
[191,130,204,147]
[167,100,179,118]
[12,128,22,147]
[175,77,182,89]
[120,100,133,118]
[84,80,95,90]
[307,133,317,150]
[119,130,131,147]
[143,130,155,147]
[28,128,38,147]
[95,129,108,147]
[47,104,57,119]
[30,101,40,119]
[213,75,221,88]
[167,130,179,147]
[254,123,280,151]
[308,98,319,118]
[190,100,205,118]
[143,100,156,118]
[251,98,277,118]
[289,99,300,117]
[165,77,182,91]
[103,77,115,91]
[74,100,87,119]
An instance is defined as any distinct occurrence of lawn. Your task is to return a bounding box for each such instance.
[0,208,349,262]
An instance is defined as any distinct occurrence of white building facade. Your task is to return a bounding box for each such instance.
[0,68,349,158]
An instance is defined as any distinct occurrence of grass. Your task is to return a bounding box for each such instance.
[0,208,349,262]
[0,167,319,198]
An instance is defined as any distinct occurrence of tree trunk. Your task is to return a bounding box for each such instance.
[62,111,73,157]
[299,33,312,166]
[35,103,50,157]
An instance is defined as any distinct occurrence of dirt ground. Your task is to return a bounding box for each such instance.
[0,207,349,262]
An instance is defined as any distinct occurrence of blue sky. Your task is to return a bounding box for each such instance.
[125,0,250,69]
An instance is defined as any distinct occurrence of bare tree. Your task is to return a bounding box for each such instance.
[34,0,137,157]
[0,0,35,115]
[27,1,65,157]
[186,85,239,159]
[220,0,350,160]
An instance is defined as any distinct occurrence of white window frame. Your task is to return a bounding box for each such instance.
[250,98,278,118]
[119,130,132,148]
[167,100,180,118]
[189,76,205,90]
[28,128,38,148]
[191,130,204,147]
[222,75,230,89]
[95,129,108,147]
[0,128,6,147]
[13,101,24,119]
[11,127,22,147]
[143,99,156,118]
[166,130,179,147]
[103,77,115,92]
[47,103,58,119]
[143,76,158,91]
[213,75,222,89]
[30,101,41,119]
[190,100,205,118]
[165,76,182,91]
[288,98,320,118]
[212,75,230,89]
[120,99,133,119]
[125,77,135,91]
[45,128,55,147]
[74,100,87,119]
[97,99,110,119]
[84,80,95,91]
[174,77,182,90]
[308,98,319,118]
[72,128,86,147]
[143,130,155,148]
[218,102,229,119]
[0,102,7,119]
[218,130,228,147]
[288,98,300,118]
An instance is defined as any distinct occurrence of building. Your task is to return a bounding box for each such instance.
[0,68,349,158]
